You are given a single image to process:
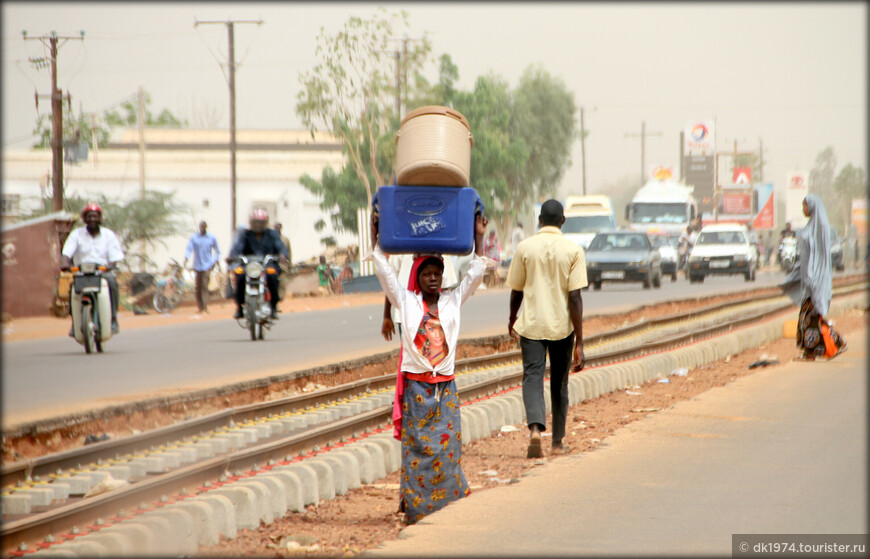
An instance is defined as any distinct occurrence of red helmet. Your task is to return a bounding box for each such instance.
[82,203,102,217]
[250,208,269,222]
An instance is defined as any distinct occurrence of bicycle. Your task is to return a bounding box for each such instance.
[153,258,187,313]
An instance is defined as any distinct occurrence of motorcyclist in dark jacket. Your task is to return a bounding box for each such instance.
[228,209,289,319]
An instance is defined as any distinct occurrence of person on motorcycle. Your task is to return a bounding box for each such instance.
[60,203,125,334]
[227,208,289,319]
[677,225,698,270]
[777,222,796,264]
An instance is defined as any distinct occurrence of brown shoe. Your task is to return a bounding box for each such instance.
[527,430,543,458]
[551,442,569,456]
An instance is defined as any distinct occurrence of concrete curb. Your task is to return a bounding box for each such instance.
[35,292,866,556]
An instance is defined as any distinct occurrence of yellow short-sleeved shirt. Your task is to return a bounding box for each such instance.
[507,226,587,340]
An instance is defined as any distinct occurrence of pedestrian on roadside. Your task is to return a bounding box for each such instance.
[507,199,587,458]
[509,221,526,261]
[317,255,334,295]
[368,208,487,525]
[183,220,221,314]
[783,195,847,360]
[274,222,293,301]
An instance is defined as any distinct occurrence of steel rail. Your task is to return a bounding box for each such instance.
[3,278,866,488]
[1,281,866,552]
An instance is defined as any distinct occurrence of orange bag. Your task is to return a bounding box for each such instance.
[819,322,839,358]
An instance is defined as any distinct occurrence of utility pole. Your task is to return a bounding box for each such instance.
[624,120,662,184]
[194,18,263,233]
[138,86,146,199]
[579,106,596,195]
[23,30,84,212]
[758,137,764,182]
[387,36,423,118]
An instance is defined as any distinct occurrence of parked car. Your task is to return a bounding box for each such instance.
[649,234,680,281]
[585,231,662,290]
[830,226,845,271]
[687,223,758,283]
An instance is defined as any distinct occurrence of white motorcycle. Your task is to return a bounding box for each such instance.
[779,236,798,272]
[231,254,279,341]
[69,262,114,353]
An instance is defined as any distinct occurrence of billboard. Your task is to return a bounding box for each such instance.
[785,171,809,228]
[752,183,775,230]
[852,198,868,235]
[684,155,715,214]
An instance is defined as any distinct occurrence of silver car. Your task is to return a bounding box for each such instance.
[585,231,663,290]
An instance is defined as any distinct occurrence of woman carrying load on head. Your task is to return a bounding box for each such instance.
[367,208,488,524]
[783,194,847,360]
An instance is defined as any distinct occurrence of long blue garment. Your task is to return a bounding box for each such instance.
[783,194,834,317]
[400,378,470,524]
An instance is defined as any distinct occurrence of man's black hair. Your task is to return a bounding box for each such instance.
[539,199,564,226]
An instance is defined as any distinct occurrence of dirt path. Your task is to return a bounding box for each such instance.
[196,307,868,557]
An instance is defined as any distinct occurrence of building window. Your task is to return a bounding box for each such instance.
[1,194,21,216]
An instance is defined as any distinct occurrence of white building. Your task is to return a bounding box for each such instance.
[1,128,358,271]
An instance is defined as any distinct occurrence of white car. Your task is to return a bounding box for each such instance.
[687,223,758,283]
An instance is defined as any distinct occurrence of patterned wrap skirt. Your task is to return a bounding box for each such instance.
[399,378,470,524]
[797,298,846,359]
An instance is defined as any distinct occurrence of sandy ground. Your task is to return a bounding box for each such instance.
[195,307,868,557]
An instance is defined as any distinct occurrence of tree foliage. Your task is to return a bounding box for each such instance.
[808,146,865,234]
[25,191,191,271]
[33,90,187,149]
[295,11,577,240]
[296,8,432,218]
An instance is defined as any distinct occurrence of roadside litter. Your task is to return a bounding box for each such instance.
[671,367,689,377]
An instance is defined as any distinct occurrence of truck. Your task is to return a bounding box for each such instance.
[562,194,617,249]
[625,177,699,237]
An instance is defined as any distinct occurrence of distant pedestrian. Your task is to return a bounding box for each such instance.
[509,221,526,261]
[484,230,501,262]
[317,255,334,295]
[184,220,221,314]
[274,222,293,301]
[507,199,587,458]
[783,195,847,360]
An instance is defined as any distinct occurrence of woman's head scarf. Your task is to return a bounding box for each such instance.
[797,194,833,316]
[407,255,444,294]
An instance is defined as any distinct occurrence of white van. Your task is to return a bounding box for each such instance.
[562,195,617,249]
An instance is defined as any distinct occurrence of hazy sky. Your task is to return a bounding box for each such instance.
[3,2,866,198]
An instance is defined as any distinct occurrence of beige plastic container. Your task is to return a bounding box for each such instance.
[395,105,473,187]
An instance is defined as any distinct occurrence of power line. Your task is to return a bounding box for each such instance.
[23,29,85,212]
[194,18,264,234]
[624,120,662,185]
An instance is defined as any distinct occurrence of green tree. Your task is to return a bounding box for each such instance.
[296,8,432,218]
[829,163,865,233]
[25,191,191,271]
[809,146,837,197]
[33,90,187,149]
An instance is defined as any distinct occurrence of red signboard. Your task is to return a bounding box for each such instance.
[722,193,752,214]
[732,166,752,184]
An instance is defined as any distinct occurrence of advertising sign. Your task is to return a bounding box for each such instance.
[722,193,752,215]
[852,198,868,235]
[785,171,809,227]
[733,166,753,184]
[684,154,715,214]
[684,120,715,155]
[752,183,775,230]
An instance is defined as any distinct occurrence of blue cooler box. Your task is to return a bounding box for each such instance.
[374,185,483,255]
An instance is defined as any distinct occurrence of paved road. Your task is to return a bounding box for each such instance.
[371,327,867,557]
[2,271,790,424]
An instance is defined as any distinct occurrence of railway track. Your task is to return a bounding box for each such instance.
[2,278,867,555]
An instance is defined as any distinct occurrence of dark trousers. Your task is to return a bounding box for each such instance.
[234,271,280,309]
[520,333,574,444]
[194,270,210,312]
[103,271,119,323]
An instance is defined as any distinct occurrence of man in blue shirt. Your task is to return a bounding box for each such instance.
[184,220,221,314]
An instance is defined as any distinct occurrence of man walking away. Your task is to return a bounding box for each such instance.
[274,222,293,303]
[184,220,221,314]
[507,199,587,458]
